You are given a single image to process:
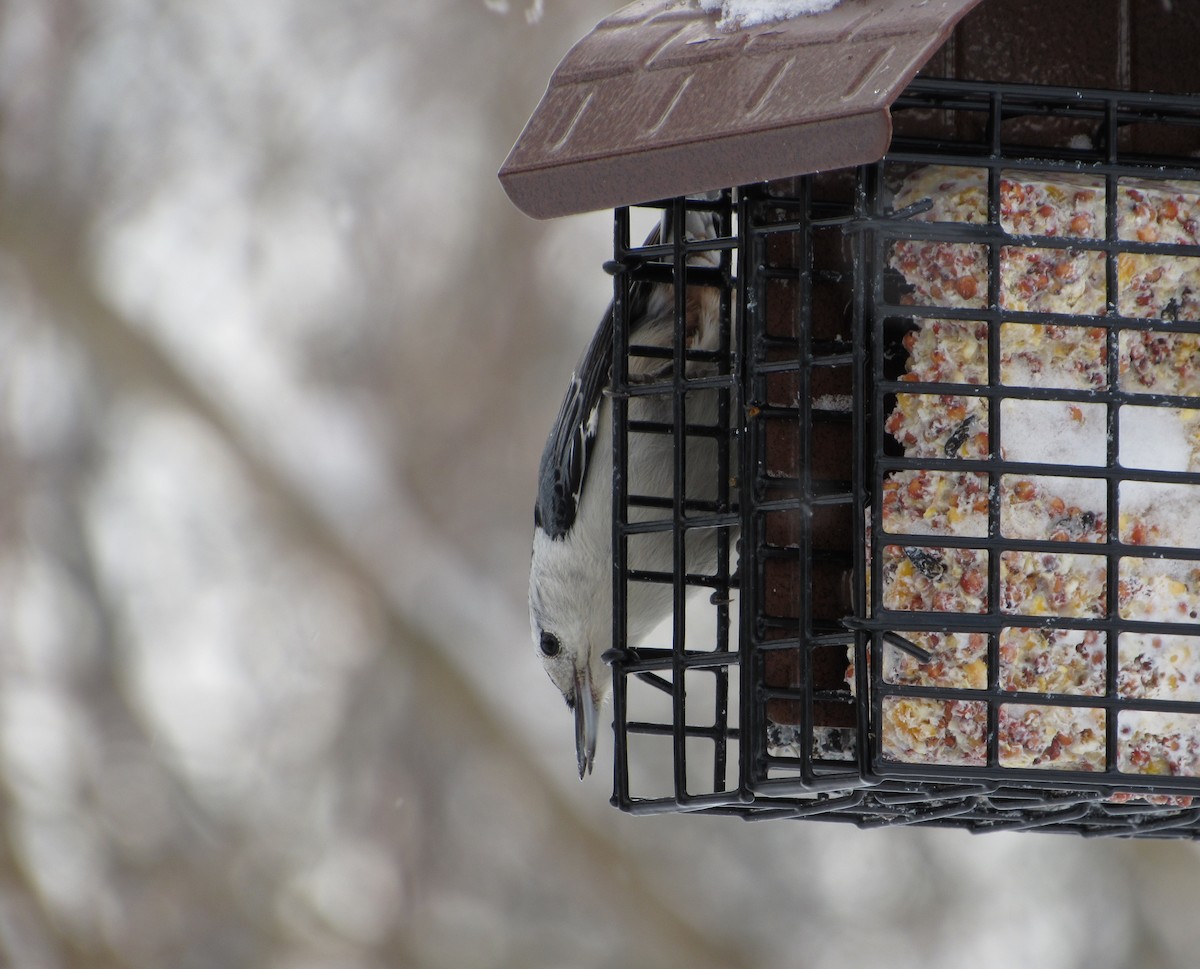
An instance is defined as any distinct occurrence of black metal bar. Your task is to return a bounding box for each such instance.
[737,186,760,807]
[712,190,736,794]
[797,174,818,789]
[1103,93,1123,786]
[863,159,886,789]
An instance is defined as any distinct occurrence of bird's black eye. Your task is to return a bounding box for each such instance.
[539,632,561,658]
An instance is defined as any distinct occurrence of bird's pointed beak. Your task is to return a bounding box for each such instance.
[574,663,599,779]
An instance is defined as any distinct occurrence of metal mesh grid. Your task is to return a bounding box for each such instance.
[608,195,743,814]
[609,77,1200,835]
[863,80,1200,800]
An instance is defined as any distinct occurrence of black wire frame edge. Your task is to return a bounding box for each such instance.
[618,779,1200,839]
[608,191,750,814]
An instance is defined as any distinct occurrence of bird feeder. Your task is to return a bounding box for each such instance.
[501,0,1200,836]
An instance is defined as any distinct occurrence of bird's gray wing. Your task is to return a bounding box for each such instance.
[533,304,611,540]
[534,278,654,540]
[534,211,715,540]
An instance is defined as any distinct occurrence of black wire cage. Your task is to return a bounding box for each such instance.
[606,77,1200,836]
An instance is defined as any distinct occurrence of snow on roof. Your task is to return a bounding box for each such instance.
[698,0,843,30]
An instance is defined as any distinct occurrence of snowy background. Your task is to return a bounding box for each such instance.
[1,1,1199,967]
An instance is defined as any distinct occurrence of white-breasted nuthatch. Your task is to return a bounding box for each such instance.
[529,208,726,778]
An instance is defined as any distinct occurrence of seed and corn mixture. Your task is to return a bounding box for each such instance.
[872,166,1200,783]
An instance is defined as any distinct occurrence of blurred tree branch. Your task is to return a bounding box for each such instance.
[0,170,744,968]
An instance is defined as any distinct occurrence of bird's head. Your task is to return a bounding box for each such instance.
[529,526,612,779]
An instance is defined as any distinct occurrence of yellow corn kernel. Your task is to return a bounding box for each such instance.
[965,660,987,689]
[1117,252,1136,286]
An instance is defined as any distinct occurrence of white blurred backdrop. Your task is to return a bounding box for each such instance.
[1,2,1198,967]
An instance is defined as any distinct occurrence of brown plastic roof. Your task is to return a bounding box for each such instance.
[499,0,984,219]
